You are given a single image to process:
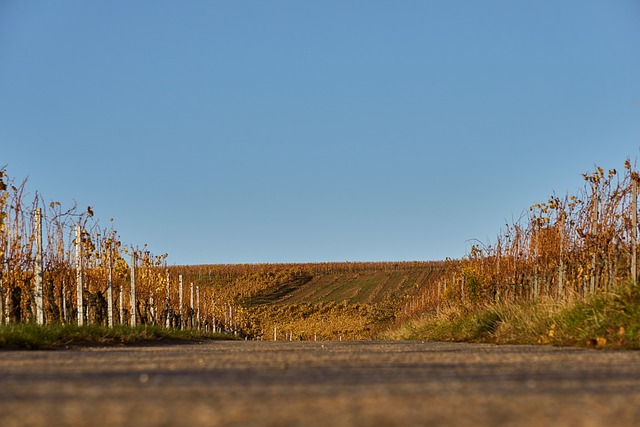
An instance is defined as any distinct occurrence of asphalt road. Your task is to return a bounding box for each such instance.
[2,340,640,427]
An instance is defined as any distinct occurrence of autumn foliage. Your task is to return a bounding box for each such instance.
[399,159,640,321]
[3,157,636,341]
[0,168,448,339]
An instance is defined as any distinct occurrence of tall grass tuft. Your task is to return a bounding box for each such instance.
[382,282,640,349]
[550,282,640,349]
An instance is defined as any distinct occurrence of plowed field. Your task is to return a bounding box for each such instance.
[249,268,439,306]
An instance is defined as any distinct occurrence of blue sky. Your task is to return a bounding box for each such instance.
[1,1,639,265]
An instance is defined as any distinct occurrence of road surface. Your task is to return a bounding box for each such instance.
[1,340,640,426]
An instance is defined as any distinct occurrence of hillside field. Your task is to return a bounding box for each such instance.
[169,261,452,340]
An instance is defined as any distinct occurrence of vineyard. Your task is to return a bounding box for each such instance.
[397,158,640,325]
[2,157,639,343]
[0,167,450,339]
[169,261,449,340]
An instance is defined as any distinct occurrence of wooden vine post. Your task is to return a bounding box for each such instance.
[130,251,136,327]
[75,225,84,326]
[190,281,194,328]
[119,281,124,324]
[212,299,217,333]
[632,174,638,284]
[196,285,201,330]
[557,213,565,298]
[34,208,44,325]
[107,244,114,327]
[223,302,228,330]
[165,270,171,328]
[590,189,599,294]
[149,294,155,325]
[179,274,184,329]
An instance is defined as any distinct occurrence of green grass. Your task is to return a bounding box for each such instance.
[0,323,236,350]
[382,282,640,349]
[550,283,640,348]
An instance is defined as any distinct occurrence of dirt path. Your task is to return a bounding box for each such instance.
[2,341,640,426]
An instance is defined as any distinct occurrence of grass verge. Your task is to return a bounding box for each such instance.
[0,323,236,350]
[381,282,640,350]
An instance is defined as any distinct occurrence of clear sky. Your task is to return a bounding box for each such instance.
[1,1,639,265]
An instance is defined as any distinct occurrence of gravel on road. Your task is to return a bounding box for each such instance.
[1,341,640,426]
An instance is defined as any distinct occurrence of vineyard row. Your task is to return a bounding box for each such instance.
[400,158,640,319]
[0,168,439,339]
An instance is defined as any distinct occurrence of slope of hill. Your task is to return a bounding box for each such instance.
[244,267,440,306]
[171,261,452,340]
